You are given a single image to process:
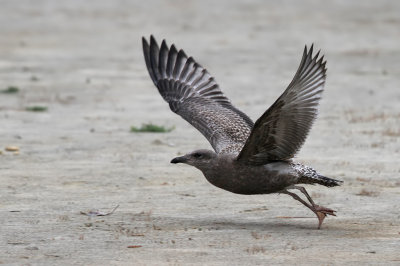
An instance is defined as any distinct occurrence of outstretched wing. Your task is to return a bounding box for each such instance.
[142,36,254,154]
[237,45,327,165]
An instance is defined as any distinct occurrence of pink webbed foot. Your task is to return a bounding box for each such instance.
[314,205,336,229]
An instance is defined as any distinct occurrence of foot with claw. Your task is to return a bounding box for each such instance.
[314,205,336,229]
[282,186,337,229]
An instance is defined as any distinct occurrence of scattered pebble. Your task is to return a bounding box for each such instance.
[152,139,163,145]
[80,205,119,217]
[25,246,39,251]
[241,206,269,213]
[356,189,379,197]
[5,146,19,152]
[178,193,196,197]
[152,139,175,147]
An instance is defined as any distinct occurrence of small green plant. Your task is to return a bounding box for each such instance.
[1,86,19,94]
[25,106,48,112]
[130,123,174,133]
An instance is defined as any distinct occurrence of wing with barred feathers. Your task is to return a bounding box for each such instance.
[142,36,254,154]
[237,45,327,165]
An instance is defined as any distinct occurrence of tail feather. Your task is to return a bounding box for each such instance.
[293,163,343,187]
[299,174,343,187]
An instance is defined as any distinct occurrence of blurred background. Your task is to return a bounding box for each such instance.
[1,0,399,264]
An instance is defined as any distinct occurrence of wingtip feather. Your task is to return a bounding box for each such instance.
[150,35,157,45]
[142,36,148,45]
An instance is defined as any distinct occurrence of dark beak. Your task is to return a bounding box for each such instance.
[170,156,187,164]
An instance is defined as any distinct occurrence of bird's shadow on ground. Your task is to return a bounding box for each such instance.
[145,214,357,234]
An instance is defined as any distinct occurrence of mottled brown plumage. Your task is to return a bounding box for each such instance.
[142,36,253,154]
[238,46,326,164]
[142,36,342,229]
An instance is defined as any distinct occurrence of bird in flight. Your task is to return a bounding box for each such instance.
[142,35,342,229]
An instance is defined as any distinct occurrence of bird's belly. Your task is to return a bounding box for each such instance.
[229,173,290,195]
[204,162,296,195]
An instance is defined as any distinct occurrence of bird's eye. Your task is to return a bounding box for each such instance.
[193,153,203,158]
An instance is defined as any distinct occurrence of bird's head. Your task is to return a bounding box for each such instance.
[170,149,217,169]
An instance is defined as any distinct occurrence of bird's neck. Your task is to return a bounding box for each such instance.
[198,154,236,190]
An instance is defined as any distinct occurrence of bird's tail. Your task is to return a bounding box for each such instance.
[293,163,343,187]
[298,174,343,187]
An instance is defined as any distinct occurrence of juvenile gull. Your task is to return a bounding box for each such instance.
[142,36,343,229]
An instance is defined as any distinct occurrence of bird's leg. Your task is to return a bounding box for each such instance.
[281,188,335,229]
[281,190,314,210]
[292,185,317,205]
[292,185,336,217]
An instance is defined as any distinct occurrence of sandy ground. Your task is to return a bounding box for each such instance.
[0,0,399,265]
